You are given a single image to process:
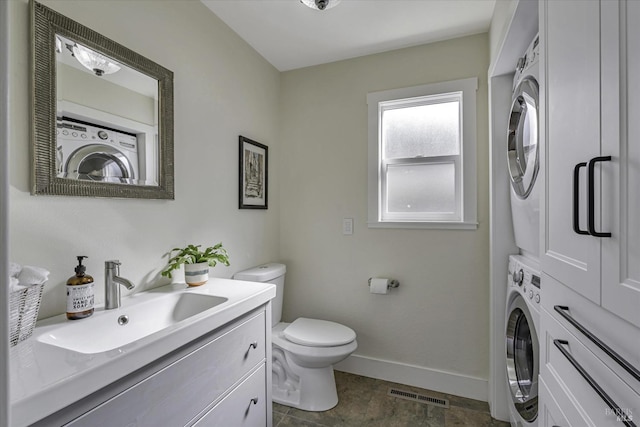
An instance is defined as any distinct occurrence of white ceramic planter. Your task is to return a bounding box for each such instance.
[184,262,209,286]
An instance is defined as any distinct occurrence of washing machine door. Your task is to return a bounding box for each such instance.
[64,144,135,183]
[506,294,539,423]
[507,76,539,199]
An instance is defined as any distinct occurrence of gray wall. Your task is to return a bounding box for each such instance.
[9,0,281,319]
[1,1,10,424]
[279,33,491,390]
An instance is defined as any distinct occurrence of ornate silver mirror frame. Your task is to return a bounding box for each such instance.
[31,1,174,199]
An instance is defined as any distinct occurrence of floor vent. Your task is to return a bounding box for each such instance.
[387,387,450,408]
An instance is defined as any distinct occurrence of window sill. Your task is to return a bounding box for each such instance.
[367,221,478,230]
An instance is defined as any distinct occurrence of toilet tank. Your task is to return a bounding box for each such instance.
[233,263,286,327]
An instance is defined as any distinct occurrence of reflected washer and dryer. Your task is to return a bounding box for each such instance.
[56,118,139,184]
[505,255,541,427]
[507,34,540,260]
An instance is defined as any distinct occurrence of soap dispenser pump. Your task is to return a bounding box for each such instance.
[66,255,95,320]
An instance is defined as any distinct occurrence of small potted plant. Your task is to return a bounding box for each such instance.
[161,243,230,286]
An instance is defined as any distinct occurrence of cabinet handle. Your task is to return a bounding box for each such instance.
[250,397,259,405]
[248,341,258,350]
[573,162,590,235]
[554,306,640,382]
[587,156,612,237]
[553,339,637,427]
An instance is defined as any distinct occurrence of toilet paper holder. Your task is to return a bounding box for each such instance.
[367,278,400,289]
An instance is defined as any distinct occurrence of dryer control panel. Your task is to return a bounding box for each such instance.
[515,34,539,74]
[56,119,138,154]
[512,33,540,92]
[508,255,541,307]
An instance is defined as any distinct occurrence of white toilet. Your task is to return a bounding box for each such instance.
[234,263,357,411]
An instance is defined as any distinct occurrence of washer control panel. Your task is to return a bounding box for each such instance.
[508,255,541,307]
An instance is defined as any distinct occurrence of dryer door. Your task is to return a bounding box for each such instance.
[506,294,539,423]
[64,145,135,183]
[507,76,539,199]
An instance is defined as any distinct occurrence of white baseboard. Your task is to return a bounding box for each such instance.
[334,354,488,402]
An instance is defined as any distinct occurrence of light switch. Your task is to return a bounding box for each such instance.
[343,218,354,235]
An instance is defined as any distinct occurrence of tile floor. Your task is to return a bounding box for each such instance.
[272,371,511,427]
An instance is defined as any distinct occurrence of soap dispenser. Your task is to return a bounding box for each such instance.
[66,256,95,320]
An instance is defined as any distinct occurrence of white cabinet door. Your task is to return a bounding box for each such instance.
[600,0,640,328]
[542,0,602,304]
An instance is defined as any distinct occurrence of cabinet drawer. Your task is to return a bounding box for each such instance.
[540,307,639,426]
[542,274,640,395]
[67,311,266,427]
[539,377,574,427]
[193,364,266,427]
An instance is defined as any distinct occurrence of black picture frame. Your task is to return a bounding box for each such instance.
[239,136,268,209]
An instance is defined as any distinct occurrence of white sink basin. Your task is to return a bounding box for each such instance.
[38,292,228,354]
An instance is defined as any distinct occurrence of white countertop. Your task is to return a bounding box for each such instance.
[10,278,275,427]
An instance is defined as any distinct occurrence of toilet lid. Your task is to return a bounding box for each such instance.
[283,318,356,347]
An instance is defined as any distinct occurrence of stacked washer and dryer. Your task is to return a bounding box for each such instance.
[56,118,140,184]
[505,34,542,427]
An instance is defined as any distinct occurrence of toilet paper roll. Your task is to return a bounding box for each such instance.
[370,278,390,294]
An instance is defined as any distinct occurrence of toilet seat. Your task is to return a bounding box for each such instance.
[272,322,358,364]
[283,318,356,347]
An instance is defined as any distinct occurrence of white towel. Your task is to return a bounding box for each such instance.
[10,262,21,277]
[8,277,27,293]
[17,265,49,287]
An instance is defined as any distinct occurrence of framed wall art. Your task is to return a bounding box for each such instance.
[239,136,268,209]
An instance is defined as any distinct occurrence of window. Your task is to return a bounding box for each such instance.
[367,78,478,229]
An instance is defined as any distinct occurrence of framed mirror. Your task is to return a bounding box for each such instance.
[32,1,174,199]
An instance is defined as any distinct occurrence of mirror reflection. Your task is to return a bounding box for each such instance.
[32,0,174,199]
[55,34,159,186]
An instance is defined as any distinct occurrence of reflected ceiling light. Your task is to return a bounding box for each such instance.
[300,0,341,11]
[71,43,121,77]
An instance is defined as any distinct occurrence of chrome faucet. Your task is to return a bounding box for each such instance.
[104,260,135,309]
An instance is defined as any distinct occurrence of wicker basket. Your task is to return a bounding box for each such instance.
[9,284,45,346]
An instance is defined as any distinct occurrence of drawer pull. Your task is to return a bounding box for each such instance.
[573,162,590,235]
[554,339,637,427]
[554,306,640,382]
[587,156,612,237]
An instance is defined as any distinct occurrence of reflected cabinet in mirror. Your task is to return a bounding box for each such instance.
[32,1,174,199]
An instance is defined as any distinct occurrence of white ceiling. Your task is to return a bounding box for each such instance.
[201,0,497,72]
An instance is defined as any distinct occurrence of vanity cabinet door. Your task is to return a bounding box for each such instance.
[192,364,266,427]
[65,311,266,427]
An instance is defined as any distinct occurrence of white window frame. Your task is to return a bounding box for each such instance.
[367,77,478,230]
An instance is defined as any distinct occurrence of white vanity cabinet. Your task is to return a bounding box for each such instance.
[37,307,271,427]
[540,1,640,425]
